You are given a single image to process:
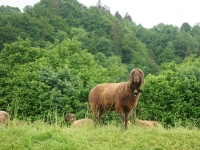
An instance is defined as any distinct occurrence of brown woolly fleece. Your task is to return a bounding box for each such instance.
[89,68,144,129]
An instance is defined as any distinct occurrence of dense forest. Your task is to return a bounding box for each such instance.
[0,0,199,127]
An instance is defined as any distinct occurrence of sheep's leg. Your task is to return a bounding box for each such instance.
[120,110,127,130]
[121,115,128,129]
[94,106,105,126]
[121,115,126,129]
[97,107,106,125]
[94,117,98,126]
[129,109,136,125]
[119,108,129,130]
[93,108,100,126]
[118,108,126,129]
[124,112,129,129]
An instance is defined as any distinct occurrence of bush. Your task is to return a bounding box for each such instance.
[137,56,200,128]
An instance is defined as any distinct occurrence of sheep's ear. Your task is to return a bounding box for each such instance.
[129,69,135,83]
[140,70,144,84]
[139,69,144,84]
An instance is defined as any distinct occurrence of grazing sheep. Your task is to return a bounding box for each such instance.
[65,113,94,128]
[89,68,144,129]
[0,111,10,127]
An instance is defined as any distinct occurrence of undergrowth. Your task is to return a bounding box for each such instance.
[0,120,199,150]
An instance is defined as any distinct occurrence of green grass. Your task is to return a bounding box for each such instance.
[1,120,199,150]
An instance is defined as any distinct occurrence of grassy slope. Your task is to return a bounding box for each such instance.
[1,121,200,150]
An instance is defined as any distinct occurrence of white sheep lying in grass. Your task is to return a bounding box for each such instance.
[129,119,162,128]
[135,119,162,128]
[129,110,162,128]
[0,111,10,127]
[64,113,94,128]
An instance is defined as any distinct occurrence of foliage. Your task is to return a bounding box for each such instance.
[0,38,49,120]
[0,37,126,121]
[0,0,200,127]
[138,55,200,127]
[181,22,192,32]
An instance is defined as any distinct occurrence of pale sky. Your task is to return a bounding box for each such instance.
[0,0,199,28]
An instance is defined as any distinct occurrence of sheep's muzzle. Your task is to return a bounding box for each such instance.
[133,79,140,83]
[133,89,143,96]
[133,89,138,96]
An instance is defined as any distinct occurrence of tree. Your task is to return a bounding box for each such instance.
[0,5,21,14]
[81,6,112,38]
[124,12,132,22]
[110,20,123,57]
[96,0,110,13]
[158,47,175,64]
[103,56,127,82]
[0,22,19,51]
[59,0,85,27]
[148,24,178,63]
[94,52,107,67]
[136,25,153,46]
[121,33,159,74]
[173,32,199,59]
[115,11,122,20]
[191,23,200,56]
[180,22,191,32]
[191,23,200,36]
[96,0,103,10]
[96,37,115,57]
[69,27,89,50]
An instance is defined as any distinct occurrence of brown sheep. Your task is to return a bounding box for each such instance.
[0,111,10,127]
[65,113,94,128]
[89,68,144,129]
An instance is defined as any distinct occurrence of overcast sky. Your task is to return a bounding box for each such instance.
[0,0,199,28]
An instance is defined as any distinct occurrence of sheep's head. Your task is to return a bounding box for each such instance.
[64,113,76,123]
[129,68,144,95]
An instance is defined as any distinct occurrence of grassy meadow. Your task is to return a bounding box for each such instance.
[1,120,199,150]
